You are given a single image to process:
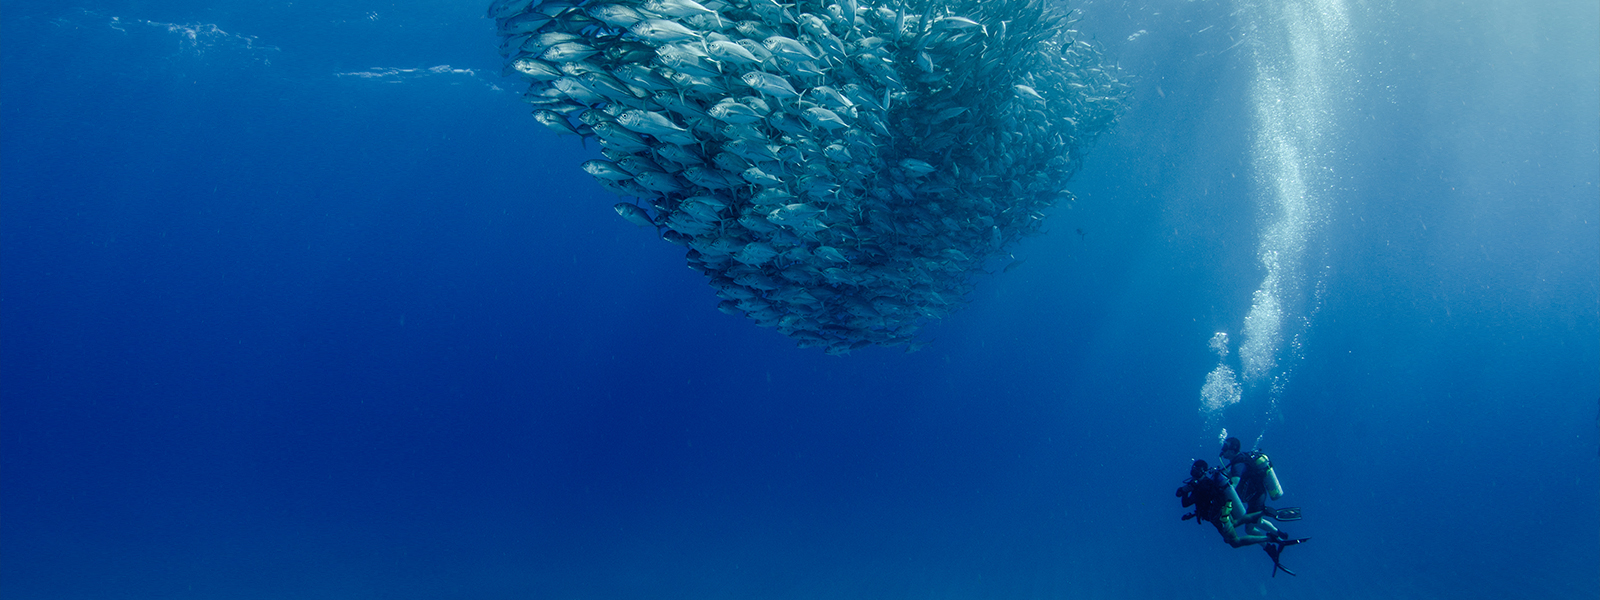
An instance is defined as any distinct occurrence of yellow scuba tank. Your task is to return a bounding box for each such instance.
[1254,453,1284,500]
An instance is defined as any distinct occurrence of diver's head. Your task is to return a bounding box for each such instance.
[1219,437,1242,460]
[1190,459,1209,479]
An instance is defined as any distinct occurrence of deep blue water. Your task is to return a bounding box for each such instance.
[3,1,1596,598]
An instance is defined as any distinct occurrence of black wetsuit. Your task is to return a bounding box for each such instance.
[1226,452,1270,514]
[1179,470,1262,548]
[1178,471,1229,524]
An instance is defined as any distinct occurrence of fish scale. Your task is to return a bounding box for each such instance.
[493,0,1125,354]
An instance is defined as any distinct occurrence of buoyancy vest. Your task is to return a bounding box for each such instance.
[1230,451,1278,503]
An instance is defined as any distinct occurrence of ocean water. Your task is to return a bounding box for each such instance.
[2,1,1596,598]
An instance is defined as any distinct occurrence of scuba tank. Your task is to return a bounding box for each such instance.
[1252,453,1284,500]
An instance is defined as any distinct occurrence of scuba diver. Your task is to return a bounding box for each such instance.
[1218,437,1284,542]
[1177,458,1309,576]
[1219,437,1301,525]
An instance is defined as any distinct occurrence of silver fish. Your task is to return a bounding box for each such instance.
[722,139,782,162]
[679,198,724,221]
[634,171,686,192]
[667,71,728,95]
[740,72,800,99]
[488,0,536,19]
[617,109,690,137]
[499,12,554,35]
[738,212,779,233]
[587,3,645,27]
[742,167,784,187]
[735,20,778,40]
[931,15,985,34]
[656,45,720,78]
[533,109,581,135]
[707,40,761,65]
[616,156,666,175]
[612,64,674,91]
[510,57,563,80]
[630,19,701,43]
[591,121,652,152]
[718,121,770,144]
[580,72,640,100]
[642,0,723,26]
[664,211,716,235]
[708,99,765,124]
[682,166,738,189]
[734,38,775,63]
[541,42,599,63]
[764,36,820,62]
[733,242,778,265]
[808,85,855,111]
[814,246,849,263]
[552,76,606,105]
[614,202,655,227]
[899,158,936,175]
[781,59,826,79]
[651,92,711,120]
[801,107,849,130]
[751,188,796,206]
[822,143,853,162]
[583,159,635,181]
[711,151,752,173]
[654,143,705,165]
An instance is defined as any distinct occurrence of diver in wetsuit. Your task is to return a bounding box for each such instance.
[1219,437,1296,539]
[1176,460,1275,548]
[1177,458,1309,576]
[1220,437,1284,514]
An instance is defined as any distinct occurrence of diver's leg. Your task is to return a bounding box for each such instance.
[1216,517,1272,548]
[1246,518,1281,539]
[1227,531,1272,548]
[1239,498,1284,539]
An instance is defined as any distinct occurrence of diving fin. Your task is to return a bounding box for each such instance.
[1264,506,1302,521]
[1263,538,1310,577]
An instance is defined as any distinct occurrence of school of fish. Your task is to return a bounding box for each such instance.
[490,0,1125,354]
